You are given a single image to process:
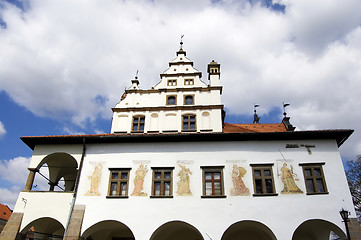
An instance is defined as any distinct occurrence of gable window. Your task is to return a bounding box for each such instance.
[107,169,130,198]
[201,166,225,197]
[184,95,194,105]
[182,114,196,131]
[184,78,194,85]
[132,116,145,132]
[251,164,277,196]
[167,79,177,86]
[300,163,328,195]
[167,95,176,105]
[151,167,174,198]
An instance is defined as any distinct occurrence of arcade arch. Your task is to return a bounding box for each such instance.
[292,219,346,240]
[221,220,276,240]
[150,221,204,240]
[82,220,135,240]
[20,217,64,239]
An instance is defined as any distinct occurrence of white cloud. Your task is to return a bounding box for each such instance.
[0,156,30,185]
[0,0,360,159]
[0,186,21,209]
[0,121,5,138]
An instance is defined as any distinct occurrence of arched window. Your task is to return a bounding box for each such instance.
[132,116,145,132]
[167,96,176,105]
[182,114,196,131]
[184,95,194,105]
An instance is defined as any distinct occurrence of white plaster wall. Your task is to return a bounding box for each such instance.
[28,144,83,169]
[13,191,73,231]
[75,139,355,240]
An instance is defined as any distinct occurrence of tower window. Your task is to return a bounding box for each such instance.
[184,95,194,105]
[182,114,196,131]
[132,116,145,132]
[184,78,194,85]
[167,96,176,105]
[167,79,177,86]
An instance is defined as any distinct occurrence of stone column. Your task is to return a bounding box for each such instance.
[349,218,361,240]
[24,168,38,191]
[0,212,24,240]
[48,181,57,191]
[64,205,86,240]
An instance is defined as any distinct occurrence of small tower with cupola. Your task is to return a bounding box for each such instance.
[208,60,221,86]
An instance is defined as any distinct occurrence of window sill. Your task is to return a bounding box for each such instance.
[253,193,278,197]
[131,131,144,133]
[182,130,197,132]
[201,195,226,198]
[150,196,173,198]
[106,196,129,198]
[306,192,329,195]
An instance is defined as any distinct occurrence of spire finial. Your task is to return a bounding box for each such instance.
[253,103,260,123]
[283,102,290,117]
[180,34,184,49]
[135,70,139,79]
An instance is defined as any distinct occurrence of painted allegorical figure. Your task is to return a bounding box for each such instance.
[131,164,148,196]
[177,164,192,196]
[281,163,303,194]
[85,162,103,196]
[231,164,250,196]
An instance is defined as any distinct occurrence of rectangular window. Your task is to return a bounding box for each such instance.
[182,114,196,131]
[167,95,176,105]
[107,169,130,198]
[167,79,177,86]
[300,163,328,194]
[184,95,194,105]
[201,167,225,197]
[151,168,174,198]
[184,78,194,85]
[251,164,277,196]
[132,116,145,132]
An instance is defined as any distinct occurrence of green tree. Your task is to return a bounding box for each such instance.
[346,155,361,215]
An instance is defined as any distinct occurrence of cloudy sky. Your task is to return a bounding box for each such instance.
[0,0,361,208]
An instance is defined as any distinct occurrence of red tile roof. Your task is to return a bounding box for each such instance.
[0,204,12,221]
[223,123,287,133]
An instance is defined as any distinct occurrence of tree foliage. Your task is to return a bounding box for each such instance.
[346,155,361,214]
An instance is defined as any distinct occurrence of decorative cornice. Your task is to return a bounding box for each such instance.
[112,105,224,113]
[169,62,194,66]
[160,72,202,78]
[125,86,222,94]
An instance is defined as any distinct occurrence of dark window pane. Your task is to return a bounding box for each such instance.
[304,169,312,177]
[214,172,221,180]
[265,179,273,193]
[133,118,138,123]
[155,172,161,179]
[254,170,261,177]
[112,173,118,179]
[185,96,193,104]
[205,173,212,180]
[190,123,195,129]
[306,179,315,193]
[164,172,171,179]
[121,172,128,179]
[316,179,325,192]
[139,124,144,131]
[264,170,271,176]
[111,182,117,196]
[314,168,321,176]
[164,182,170,196]
[255,179,263,194]
[154,182,161,196]
[168,96,176,105]
[214,182,221,195]
[120,182,127,196]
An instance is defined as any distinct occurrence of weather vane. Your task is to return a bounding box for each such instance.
[283,102,290,117]
[135,70,139,79]
[180,34,184,49]
[253,103,260,123]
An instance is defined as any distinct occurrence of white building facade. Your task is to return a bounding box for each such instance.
[1,47,360,240]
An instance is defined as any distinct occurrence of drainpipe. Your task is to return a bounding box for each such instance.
[64,138,86,238]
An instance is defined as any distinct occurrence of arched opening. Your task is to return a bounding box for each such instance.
[20,217,64,239]
[34,152,78,192]
[292,219,346,240]
[150,221,204,240]
[82,220,135,240]
[221,220,276,240]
